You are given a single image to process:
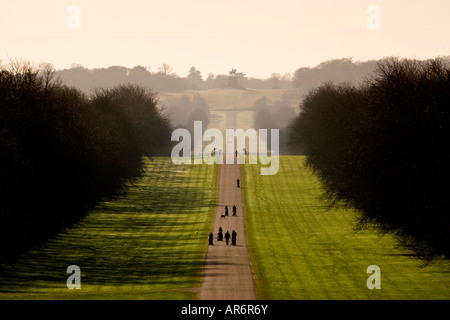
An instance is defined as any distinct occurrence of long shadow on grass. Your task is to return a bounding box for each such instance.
[0,165,217,293]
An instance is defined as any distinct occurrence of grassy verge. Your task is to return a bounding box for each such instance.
[0,158,218,300]
[243,156,450,299]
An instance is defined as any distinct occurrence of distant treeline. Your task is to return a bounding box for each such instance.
[55,64,293,93]
[251,94,302,155]
[0,61,172,260]
[55,57,445,93]
[291,58,379,91]
[289,58,449,260]
[163,94,211,135]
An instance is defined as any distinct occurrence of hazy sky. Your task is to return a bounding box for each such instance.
[1,0,449,78]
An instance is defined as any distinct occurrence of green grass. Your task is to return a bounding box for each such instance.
[243,156,450,299]
[0,158,218,300]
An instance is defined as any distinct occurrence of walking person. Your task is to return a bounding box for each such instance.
[208,232,214,245]
[224,231,231,246]
[237,178,240,188]
[218,227,223,241]
[232,230,237,246]
[225,205,229,216]
[232,205,237,216]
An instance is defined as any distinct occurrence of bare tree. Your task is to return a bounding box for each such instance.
[158,63,173,75]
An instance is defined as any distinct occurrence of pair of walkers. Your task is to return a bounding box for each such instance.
[211,227,237,246]
[224,205,237,217]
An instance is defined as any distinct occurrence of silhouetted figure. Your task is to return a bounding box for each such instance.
[235,150,238,157]
[237,179,240,188]
[208,232,214,245]
[232,230,237,246]
[224,231,231,245]
[218,227,223,241]
[232,205,237,216]
[225,205,229,216]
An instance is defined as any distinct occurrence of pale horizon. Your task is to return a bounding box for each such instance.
[1,0,449,78]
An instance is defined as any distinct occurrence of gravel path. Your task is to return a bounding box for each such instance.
[198,161,257,300]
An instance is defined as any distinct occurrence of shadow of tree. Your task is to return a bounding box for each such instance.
[0,159,218,294]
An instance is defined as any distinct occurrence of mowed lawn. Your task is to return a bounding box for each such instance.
[243,156,450,299]
[0,158,218,300]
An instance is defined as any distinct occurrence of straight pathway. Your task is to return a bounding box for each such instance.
[198,160,257,300]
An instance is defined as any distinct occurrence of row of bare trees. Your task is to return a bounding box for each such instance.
[289,58,449,260]
[0,61,172,260]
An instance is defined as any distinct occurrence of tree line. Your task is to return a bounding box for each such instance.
[55,64,293,93]
[289,58,449,261]
[291,58,379,92]
[56,57,423,93]
[251,94,302,155]
[163,94,211,136]
[0,61,172,260]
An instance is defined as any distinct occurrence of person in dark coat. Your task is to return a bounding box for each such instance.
[232,205,237,216]
[236,179,240,188]
[218,227,223,241]
[232,230,237,246]
[208,232,214,245]
[225,205,229,216]
[224,231,231,245]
